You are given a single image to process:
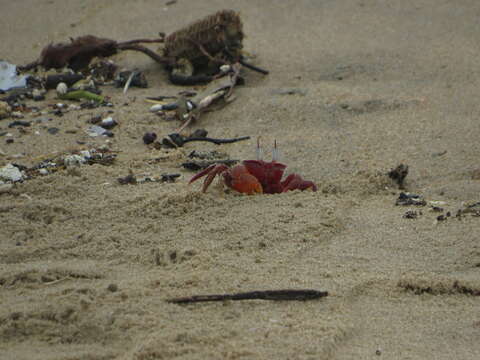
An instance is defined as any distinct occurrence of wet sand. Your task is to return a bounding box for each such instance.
[1,1,480,359]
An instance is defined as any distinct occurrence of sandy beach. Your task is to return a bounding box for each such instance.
[1,1,480,359]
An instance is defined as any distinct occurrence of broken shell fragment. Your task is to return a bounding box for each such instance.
[87,125,114,137]
[0,164,24,182]
[150,104,164,112]
[56,82,68,95]
[64,154,86,167]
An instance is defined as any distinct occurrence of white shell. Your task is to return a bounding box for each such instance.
[56,82,68,95]
[150,104,163,112]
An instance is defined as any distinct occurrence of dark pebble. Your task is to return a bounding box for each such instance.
[47,127,60,135]
[143,132,157,144]
[8,120,31,128]
[89,115,102,124]
[100,118,117,129]
[107,283,118,292]
[118,174,137,185]
[33,94,45,101]
[6,138,14,144]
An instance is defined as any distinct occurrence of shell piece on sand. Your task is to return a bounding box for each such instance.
[0,163,24,182]
[0,60,28,91]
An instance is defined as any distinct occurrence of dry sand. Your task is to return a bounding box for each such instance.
[1,0,480,359]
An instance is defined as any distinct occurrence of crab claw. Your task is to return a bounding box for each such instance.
[189,164,229,192]
[281,173,317,192]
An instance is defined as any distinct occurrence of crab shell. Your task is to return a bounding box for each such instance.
[189,160,317,194]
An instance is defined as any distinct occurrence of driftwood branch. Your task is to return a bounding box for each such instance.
[167,289,328,304]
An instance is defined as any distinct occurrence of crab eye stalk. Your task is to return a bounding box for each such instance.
[256,136,263,160]
[272,139,280,162]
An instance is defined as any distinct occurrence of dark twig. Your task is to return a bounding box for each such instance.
[117,37,165,46]
[167,289,328,304]
[117,43,173,66]
[183,135,250,145]
[239,58,269,75]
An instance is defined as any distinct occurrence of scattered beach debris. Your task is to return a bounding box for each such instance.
[87,125,114,137]
[167,289,328,304]
[89,59,118,83]
[398,276,480,296]
[45,73,84,90]
[115,70,148,89]
[20,11,268,82]
[457,202,480,217]
[182,150,238,171]
[0,61,28,91]
[388,163,409,189]
[64,154,87,167]
[118,173,137,185]
[149,64,243,131]
[403,210,420,219]
[436,212,451,221]
[395,192,426,206]
[118,172,180,185]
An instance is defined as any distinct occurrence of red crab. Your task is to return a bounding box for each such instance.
[189,141,317,194]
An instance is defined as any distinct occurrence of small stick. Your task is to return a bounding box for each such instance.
[182,135,250,145]
[117,43,173,66]
[123,70,137,94]
[167,289,328,304]
[117,37,165,46]
[239,59,269,75]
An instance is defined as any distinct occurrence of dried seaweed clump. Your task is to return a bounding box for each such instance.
[164,10,244,67]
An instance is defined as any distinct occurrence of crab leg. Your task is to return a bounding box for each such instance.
[281,174,318,192]
[189,164,229,192]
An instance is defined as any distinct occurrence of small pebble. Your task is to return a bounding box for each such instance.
[38,168,49,175]
[100,116,117,129]
[143,132,157,144]
[35,117,51,123]
[32,88,45,101]
[11,111,24,119]
[107,283,118,292]
[47,127,60,135]
[6,138,14,144]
